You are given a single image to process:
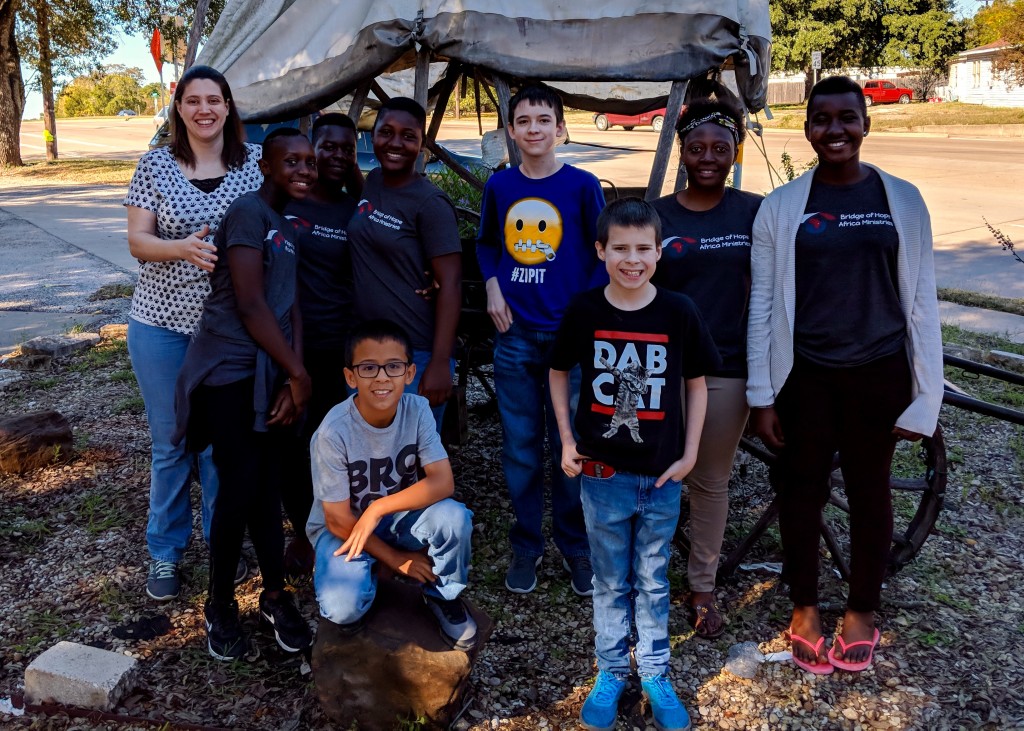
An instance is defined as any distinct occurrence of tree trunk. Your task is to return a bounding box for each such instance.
[0,0,25,167]
[32,0,55,160]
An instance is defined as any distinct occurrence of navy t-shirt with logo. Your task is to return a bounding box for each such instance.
[652,187,763,377]
[795,169,905,367]
[285,195,357,350]
[550,287,720,476]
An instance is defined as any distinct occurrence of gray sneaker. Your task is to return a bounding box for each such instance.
[423,594,477,651]
[563,555,595,597]
[505,554,542,594]
[146,560,180,601]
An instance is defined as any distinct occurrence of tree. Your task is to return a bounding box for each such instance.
[17,0,117,160]
[56,65,147,117]
[992,2,1024,86]
[972,0,1018,45]
[770,0,966,96]
[0,0,25,166]
[112,0,224,72]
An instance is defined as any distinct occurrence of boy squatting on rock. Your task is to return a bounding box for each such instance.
[305,318,477,650]
[550,198,720,731]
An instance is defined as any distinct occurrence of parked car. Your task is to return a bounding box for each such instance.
[117,109,137,117]
[152,105,169,128]
[593,108,667,132]
[862,80,913,106]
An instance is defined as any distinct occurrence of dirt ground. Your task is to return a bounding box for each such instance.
[1,327,1023,730]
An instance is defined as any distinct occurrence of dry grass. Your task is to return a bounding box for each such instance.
[757,102,1024,131]
[0,159,137,186]
[939,287,1024,317]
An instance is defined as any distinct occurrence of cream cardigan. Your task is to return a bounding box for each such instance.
[745,164,944,437]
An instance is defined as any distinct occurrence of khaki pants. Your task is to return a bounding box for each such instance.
[684,376,749,592]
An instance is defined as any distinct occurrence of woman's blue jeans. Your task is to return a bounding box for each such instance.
[581,471,682,677]
[494,322,588,559]
[128,319,217,563]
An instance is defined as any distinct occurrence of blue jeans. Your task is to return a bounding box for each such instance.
[313,498,473,625]
[581,471,682,677]
[494,322,588,559]
[128,319,218,563]
[408,348,454,434]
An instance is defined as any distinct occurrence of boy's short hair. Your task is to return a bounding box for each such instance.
[808,75,867,117]
[507,84,564,126]
[676,96,746,147]
[262,126,306,155]
[374,97,426,132]
[313,112,356,141]
[345,319,414,366]
[596,197,662,247]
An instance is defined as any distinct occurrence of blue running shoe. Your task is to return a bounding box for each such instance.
[580,670,627,731]
[641,674,691,731]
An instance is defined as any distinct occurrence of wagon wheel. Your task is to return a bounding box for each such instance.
[674,424,947,582]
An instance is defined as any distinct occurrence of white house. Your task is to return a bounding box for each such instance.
[947,41,1024,107]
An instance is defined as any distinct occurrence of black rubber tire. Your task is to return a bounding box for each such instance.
[864,95,874,107]
[594,114,609,131]
[899,94,911,104]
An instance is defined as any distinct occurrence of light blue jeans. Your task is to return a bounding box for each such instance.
[408,348,454,433]
[313,498,473,625]
[581,470,682,677]
[127,319,217,563]
[494,322,588,559]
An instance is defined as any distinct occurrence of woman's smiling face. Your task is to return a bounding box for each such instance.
[175,78,230,144]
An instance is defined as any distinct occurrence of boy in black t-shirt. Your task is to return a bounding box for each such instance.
[550,198,718,731]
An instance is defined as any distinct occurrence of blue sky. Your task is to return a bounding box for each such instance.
[22,2,984,120]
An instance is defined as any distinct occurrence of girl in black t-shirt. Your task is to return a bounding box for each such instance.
[748,76,942,675]
[651,98,763,639]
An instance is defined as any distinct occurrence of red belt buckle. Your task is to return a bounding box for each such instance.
[581,460,616,478]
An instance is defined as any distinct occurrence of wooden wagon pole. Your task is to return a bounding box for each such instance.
[645,79,688,201]
[473,74,483,137]
[183,0,211,71]
[493,76,522,168]
[348,80,372,125]
[426,61,464,143]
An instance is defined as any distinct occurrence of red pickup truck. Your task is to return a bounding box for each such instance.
[862,80,913,106]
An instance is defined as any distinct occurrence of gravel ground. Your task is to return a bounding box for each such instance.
[1,327,1023,731]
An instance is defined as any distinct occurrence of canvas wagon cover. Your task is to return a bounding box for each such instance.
[198,0,771,121]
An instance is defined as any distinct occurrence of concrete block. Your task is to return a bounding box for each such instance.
[0,369,23,391]
[986,349,1024,374]
[24,641,138,711]
[20,333,100,358]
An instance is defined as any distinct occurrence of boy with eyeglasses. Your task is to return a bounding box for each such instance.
[305,319,477,650]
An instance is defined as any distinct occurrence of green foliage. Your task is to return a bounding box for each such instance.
[990,2,1024,88]
[57,64,149,117]
[16,0,117,90]
[971,0,1020,45]
[112,0,225,51]
[445,79,498,117]
[770,0,965,75]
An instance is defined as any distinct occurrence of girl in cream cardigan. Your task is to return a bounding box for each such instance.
[746,76,942,675]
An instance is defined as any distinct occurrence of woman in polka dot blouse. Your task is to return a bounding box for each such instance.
[123,65,263,602]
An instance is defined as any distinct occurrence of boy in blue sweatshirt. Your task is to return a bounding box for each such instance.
[476,84,606,596]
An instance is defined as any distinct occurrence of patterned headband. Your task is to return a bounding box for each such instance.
[679,112,739,144]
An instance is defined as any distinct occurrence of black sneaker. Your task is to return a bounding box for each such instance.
[146,560,180,602]
[423,594,477,651]
[259,590,313,653]
[204,598,246,661]
[563,555,595,597]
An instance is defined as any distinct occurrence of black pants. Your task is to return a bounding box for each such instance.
[280,347,349,539]
[775,350,912,612]
[197,377,287,603]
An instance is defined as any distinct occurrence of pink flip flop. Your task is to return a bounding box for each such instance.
[787,630,835,675]
[827,628,881,672]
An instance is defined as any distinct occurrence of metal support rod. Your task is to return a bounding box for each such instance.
[646,79,688,200]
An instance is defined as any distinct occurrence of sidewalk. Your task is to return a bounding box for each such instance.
[938,301,1024,344]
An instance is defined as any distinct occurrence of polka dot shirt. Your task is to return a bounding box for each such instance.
[123,143,263,334]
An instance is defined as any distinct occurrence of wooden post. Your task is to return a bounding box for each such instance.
[426,62,462,144]
[348,80,372,125]
[645,79,688,201]
[473,75,483,136]
[493,77,521,168]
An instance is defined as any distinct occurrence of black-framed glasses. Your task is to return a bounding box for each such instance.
[351,361,410,379]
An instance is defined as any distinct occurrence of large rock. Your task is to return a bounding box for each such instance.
[20,333,100,358]
[24,641,138,711]
[0,411,73,474]
[312,578,492,730]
